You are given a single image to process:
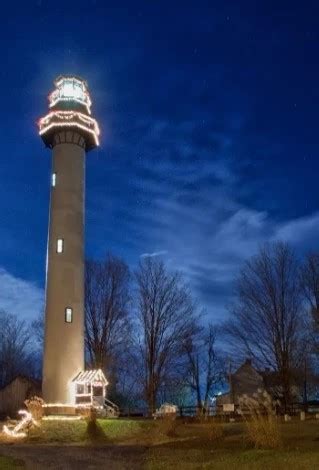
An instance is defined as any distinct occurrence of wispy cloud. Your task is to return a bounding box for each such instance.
[90,115,319,322]
[140,250,168,258]
[81,52,319,326]
[0,268,44,321]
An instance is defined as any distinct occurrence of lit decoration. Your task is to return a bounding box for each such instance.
[71,368,108,407]
[72,368,108,385]
[39,110,100,147]
[42,402,102,409]
[2,410,38,439]
[38,75,100,152]
[49,76,92,114]
[42,415,82,421]
[153,403,178,419]
[40,370,108,421]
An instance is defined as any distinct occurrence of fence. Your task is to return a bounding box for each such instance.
[119,405,217,418]
[119,401,319,418]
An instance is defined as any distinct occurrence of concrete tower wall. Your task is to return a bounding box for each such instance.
[42,131,85,404]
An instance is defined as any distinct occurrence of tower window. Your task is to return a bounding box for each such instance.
[56,238,64,253]
[52,173,56,187]
[65,307,73,323]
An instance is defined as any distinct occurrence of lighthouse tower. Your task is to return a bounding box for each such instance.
[39,76,100,404]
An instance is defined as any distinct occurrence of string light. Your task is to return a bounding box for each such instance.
[42,416,83,421]
[39,76,100,150]
[39,110,99,128]
[55,76,87,88]
[39,122,99,146]
[49,76,92,114]
[49,94,91,115]
[2,410,38,439]
[39,110,100,146]
[43,403,104,410]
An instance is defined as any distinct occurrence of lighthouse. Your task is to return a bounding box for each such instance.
[39,76,100,404]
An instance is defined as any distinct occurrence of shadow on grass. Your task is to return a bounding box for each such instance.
[85,419,109,443]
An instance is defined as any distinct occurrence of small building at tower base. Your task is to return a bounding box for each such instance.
[71,369,108,408]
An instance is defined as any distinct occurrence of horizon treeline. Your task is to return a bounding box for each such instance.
[1,241,319,413]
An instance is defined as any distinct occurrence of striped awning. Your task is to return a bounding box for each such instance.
[72,369,108,385]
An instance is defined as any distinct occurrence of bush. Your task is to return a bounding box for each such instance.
[156,415,178,438]
[24,396,44,421]
[238,390,281,449]
[245,414,281,449]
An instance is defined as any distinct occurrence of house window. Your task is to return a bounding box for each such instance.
[52,173,56,187]
[77,384,84,394]
[56,238,64,253]
[65,307,73,323]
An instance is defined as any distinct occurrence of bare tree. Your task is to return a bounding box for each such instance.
[225,242,304,410]
[300,253,319,346]
[0,311,33,387]
[184,324,224,410]
[135,257,199,414]
[85,254,131,377]
[31,313,44,348]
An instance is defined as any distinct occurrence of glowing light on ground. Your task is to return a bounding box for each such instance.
[42,403,103,409]
[42,416,83,421]
[2,410,38,438]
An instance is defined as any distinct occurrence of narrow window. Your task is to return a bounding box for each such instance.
[56,238,64,253]
[77,384,84,394]
[52,173,56,187]
[65,307,73,323]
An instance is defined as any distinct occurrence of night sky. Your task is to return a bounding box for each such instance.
[1,1,319,322]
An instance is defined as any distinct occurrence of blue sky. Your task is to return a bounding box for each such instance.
[0,1,319,321]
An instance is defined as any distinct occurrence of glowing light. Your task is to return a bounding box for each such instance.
[39,110,100,147]
[42,403,104,410]
[56,238,64,253]
[65,307,73,323]
[73,368,108,385]
[63,82,75,97]
[42,416,82,421]
[49,76,92,114]
[2,410,38,439]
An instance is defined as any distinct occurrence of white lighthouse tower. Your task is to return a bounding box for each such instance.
[39,76,100,404]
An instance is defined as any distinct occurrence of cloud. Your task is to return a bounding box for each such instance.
[140,250,168,258]
[274,212,319,249]
[125,136,319,321]
[0,268,44,321]
[85,79,318,324]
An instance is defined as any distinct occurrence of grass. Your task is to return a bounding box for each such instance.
[1,418,319,468]
[146,447,319,470]
[24,418,151,444]
[0,456,25,469]
[244,415,281,449]
[98,418,150,440]
[145,420,319,469]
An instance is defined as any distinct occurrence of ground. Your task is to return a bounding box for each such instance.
[0,418,318,469]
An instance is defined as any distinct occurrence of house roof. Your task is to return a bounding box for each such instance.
[0,375,41,391]
[72,369,108,385]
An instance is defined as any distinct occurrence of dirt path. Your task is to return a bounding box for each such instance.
[0,444,148,469]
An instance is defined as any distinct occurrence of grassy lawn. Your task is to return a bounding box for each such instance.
[0,418,319,468]
[0,456,25,469]
[146,447,319,470]
[24,418,151,443]
[145,420,319,469]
